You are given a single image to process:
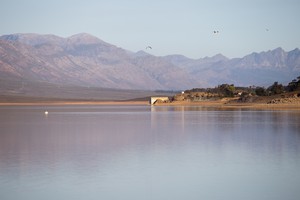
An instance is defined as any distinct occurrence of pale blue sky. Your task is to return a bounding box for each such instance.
[1,0,299,58]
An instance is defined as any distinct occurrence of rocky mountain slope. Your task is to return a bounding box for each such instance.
[163,47,300,87]
[1,33,299,91]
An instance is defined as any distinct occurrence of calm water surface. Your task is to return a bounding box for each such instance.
[0,105,299,200]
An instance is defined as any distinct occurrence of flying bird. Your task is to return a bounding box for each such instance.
[213,30,219,34]
[146,46,152,50]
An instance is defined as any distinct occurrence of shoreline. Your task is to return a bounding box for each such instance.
[0,100,299,110]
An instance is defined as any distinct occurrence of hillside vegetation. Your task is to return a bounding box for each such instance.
[166,76,300,105]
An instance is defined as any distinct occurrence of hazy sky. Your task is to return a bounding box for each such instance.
[1,0,299,58]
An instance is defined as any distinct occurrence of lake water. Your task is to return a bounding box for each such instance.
[0,105,299,200]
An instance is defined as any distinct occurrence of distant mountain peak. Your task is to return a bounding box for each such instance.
[134,50,151,57]
[0,33,21,42]
[67,33,105,45]
[289,48,300,54]
[0,33,111,48]
[203,53,228,62]
[273,47,284,51]
[0,33,64,46]
[211,53,228,60]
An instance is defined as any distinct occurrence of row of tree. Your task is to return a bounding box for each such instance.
[255,76,300,96]
[185,76,300,97]
[185,84,237,97]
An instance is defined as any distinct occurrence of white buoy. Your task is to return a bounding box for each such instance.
[45,111,48,115]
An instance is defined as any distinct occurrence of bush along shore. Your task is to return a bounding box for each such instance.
[154,76,300,106]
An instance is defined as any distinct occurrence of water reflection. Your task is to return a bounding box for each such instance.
[0,105,300,200]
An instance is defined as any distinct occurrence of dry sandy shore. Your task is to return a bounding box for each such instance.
[0,100,299,110]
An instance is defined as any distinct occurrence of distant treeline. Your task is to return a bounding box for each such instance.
[185,76,300,97]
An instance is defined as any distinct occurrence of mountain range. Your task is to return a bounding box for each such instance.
[1,33,300,92]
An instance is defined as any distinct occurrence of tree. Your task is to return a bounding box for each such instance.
[286,76,300,92]
[218,84,235,97]
[267,82,284,95]
[255,87,267,96]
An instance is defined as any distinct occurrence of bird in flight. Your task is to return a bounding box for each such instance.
[146,46,152,50]
[213,30,219,34]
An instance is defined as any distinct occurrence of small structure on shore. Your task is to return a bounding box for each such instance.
[150,97,169,105]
